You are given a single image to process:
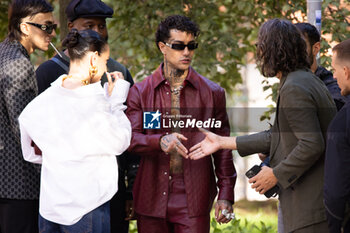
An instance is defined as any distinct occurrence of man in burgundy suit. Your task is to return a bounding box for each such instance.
[126,15,236,233]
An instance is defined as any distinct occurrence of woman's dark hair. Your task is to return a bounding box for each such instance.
[256,19,310,77]
[8,0,53,41]
[155,15,200,50]
[62,29,108,61]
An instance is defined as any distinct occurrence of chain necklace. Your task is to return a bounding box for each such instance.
[62,75,90,86]
[170,85,183,95]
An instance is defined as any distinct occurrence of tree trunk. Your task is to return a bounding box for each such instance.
[59,0,70,44]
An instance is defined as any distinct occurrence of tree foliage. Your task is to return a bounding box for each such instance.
[0,0,11,39]
[106,0,248,93]
[0,0,349,96]
[105,0,349,95]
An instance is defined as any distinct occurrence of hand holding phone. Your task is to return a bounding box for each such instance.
[245,165,279,198]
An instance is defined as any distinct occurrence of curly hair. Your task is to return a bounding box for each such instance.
[155,15,200,50]
[256,19,310,77]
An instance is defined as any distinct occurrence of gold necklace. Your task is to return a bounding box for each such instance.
[62,75,90,86]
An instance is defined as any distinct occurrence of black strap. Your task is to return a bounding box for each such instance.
[51,57,69,73]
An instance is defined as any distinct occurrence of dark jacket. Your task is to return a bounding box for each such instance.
[315,66,348,111]
[36,51,133,94]
[126,64,236,218]
[0,38,40,199]
[236,70,336,232]
[324,100,350,233]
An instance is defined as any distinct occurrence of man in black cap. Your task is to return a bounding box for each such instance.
[35,0,138,232]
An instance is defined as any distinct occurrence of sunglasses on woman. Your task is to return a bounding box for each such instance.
[26,22,57,34]
[165,42,198,51]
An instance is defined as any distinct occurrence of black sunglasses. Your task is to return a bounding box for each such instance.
[165,42,198,51]
[26,22,57,34]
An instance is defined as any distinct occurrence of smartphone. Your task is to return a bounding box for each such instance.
[245,165,279,198]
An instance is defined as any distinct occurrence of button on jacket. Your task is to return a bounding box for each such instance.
[126,64,236,218]
[0,38,40,200]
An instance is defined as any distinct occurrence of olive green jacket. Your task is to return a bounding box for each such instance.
[237,69,336,232]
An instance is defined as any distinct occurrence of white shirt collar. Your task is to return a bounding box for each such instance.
[51,74,104,97]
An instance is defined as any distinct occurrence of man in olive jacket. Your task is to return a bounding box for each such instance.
[237,19,336,233]
[189,19,336,233]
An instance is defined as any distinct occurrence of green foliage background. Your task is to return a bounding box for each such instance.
[0,0,10,36]
[106,0,349,96]
[0,0,349,96]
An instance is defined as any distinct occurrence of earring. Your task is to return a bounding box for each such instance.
[89,65,98,78]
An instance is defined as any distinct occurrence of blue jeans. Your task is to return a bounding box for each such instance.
[39,202,110,233]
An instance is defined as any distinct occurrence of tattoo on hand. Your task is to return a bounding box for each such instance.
[161,141,168,150]
[164,136,170,143]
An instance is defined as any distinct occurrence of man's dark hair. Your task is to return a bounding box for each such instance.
[8,0,53,41]
[333,38,350,63]
[62,29,108,61]
[295,23,320,47]
[256,19,310,77]
[155,15,200,50]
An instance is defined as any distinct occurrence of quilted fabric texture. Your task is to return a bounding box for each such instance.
[0,38,40,199]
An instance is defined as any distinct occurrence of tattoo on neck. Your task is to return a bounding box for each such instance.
[164,59,185,85]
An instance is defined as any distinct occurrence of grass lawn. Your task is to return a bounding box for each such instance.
[129,199,278,233]
[210,199,278,233]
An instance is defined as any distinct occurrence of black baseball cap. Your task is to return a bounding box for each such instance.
[65,0,114,22]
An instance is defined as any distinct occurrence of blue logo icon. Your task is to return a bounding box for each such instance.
[143,110,161,129]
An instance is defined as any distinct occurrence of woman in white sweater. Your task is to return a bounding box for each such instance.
[19,29,131,233]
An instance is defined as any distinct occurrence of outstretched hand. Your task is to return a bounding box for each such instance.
[106,71,124,97]
[160,133,188,158]
[188,128,221,160]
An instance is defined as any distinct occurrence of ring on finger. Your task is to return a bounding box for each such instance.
[222,209,235,220]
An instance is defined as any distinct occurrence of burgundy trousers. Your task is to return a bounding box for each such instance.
[137,174,210,233]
